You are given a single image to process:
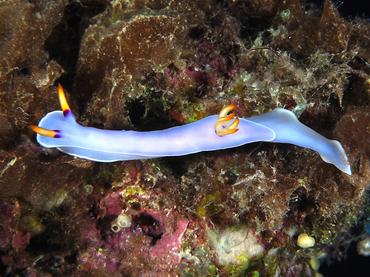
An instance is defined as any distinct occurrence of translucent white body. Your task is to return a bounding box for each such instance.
[36,108,351,175]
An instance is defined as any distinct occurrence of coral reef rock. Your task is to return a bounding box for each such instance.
[0,0,369,276]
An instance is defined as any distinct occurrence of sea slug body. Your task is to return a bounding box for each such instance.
[31,85,351,175]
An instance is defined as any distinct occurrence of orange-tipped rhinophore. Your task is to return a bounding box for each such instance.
[58,84,71,116]
[30,125,61,138]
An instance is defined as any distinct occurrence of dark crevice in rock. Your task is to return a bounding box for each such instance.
[188,26,206,40]
[336,0,370,18]
[17,67,32,77]
[240,17,273,42]
[27,216,76,254]
[342,74,369,108]
[32,255,67,275]
[44,1,107,91]
[146,0,168,10]
[127,96,176,131]
[127,99,146,125]
[320,242,370,277]
[319,195,370,277]
[161,156,190,178]
[0,250,6,276]
[304,0,324,12]
[288,187,315,213]
[132,212,164,246]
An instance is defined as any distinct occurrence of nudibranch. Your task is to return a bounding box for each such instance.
[31,85,351,175]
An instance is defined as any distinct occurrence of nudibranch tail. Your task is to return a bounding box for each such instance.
[248,108,352,175]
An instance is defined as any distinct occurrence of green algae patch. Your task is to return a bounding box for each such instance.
[196,192,223,219]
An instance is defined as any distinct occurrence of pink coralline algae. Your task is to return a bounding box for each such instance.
[78,208,188,274]
[99,191,124,217]
[148,212,189,264]
[12,231,31,251]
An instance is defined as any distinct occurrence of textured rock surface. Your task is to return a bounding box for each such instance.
[0,0,369,276]
[0,0,66,149]
[74,0,240,129]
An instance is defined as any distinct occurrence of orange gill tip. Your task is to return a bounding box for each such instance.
[215,116,240,137]
[30,125,61,138]
[218,104,237,119]
[228,116,239,130]
[222,127,239,136]
[215,124,239,136]
[216,115,235,124]
[57,84,71,116]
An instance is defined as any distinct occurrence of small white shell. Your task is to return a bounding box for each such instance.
[297,233,315,248]
[117,213,132,228]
